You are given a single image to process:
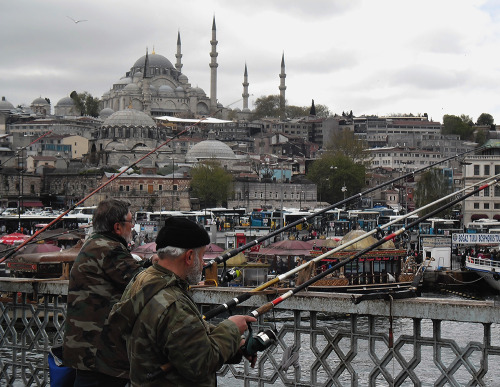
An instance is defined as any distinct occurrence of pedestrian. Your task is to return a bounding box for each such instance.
[108,217,256,386]
[63,199,152,386]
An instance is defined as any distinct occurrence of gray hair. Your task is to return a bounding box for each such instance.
[93,199,131,233]
[157,246,204,260]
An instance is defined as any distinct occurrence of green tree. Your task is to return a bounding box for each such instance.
[190,160,233,208]
[441,114,475,141]
[326,129,371,167]
[253,95,282,119]
[415,169,453,217]
[307,152,365,206]
[476,113,494,126]
[70,91,100,117]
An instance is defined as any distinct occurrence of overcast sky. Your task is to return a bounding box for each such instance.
[1,0,500,123]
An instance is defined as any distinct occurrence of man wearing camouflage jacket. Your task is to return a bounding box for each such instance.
[107,217,255,386]
[63,199,150,386]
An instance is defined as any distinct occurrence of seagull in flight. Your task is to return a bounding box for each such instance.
[67,16,88,24]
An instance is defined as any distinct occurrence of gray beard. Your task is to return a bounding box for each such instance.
[186,251,202,285]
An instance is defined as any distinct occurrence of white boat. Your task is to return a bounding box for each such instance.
[465,255,500,292]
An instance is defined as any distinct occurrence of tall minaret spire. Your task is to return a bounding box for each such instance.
[279,52,286,118]
[143,47,149,79]
[242,63,249,111]
[142,47,151,114]
[209,15,218,113]
[175,30,183,72]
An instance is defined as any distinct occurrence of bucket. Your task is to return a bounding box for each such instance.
[48,345,76,387]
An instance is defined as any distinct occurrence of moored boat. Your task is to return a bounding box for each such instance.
[465,255,500,292]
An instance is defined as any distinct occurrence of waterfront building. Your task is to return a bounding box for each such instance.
[462,139,500,225]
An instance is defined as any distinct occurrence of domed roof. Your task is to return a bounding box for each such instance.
[104,140,129,151]
[159,85,175,95]
[133,71,143,79]
[0,97,15,111]
[123,83,140,92]
[99,108,115,119]
[133,53,174,71]
[340,229,395,250]
[179,74,188,82]
[103,108,156,127]
[32,97,49,105]
[56,96,75,107]
[186,140,237,161]
[175,86,184,92]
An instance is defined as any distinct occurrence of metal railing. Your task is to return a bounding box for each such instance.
[1,279,500,386]
[467,256,500,269]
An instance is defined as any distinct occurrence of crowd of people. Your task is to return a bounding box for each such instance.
[62,198,256,386]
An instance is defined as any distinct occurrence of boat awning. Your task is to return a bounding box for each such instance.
[471,214,489,221]
[22,201,44,207]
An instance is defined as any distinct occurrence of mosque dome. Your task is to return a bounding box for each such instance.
[123,83,140,92]
[132,53,175,72]
[0,97,15,111]
[186,139,237,162]
[178,74,188,83]
[159,85,175,96]
[56,96,75,107]
[133,71,143,79]
[103,108,156,127]
[32,97,49,105]
[99,107,115,119]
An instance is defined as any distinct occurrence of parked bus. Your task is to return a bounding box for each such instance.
[466,219,500,234]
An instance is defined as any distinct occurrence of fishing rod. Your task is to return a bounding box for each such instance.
[0,225,90,257]
[0,130,53,168]
[204,144,486,272]
[245,175,500,319]
[203,173,497,319]
[0,114,215,264]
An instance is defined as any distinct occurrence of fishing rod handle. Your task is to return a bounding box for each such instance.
[250,302,274,318]
[203,293,253,320]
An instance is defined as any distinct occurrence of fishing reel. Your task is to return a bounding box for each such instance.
[241,323,277,357]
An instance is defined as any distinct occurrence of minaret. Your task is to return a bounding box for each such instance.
[242,63,249,111]
[142,48,152,114]
[175,30,183,73]
[209,16,218,112]
[279,52,286,119]
[310,99,316,116]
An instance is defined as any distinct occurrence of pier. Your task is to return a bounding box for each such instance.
[1,278,500,386]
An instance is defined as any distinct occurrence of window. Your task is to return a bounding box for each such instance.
[473,165,480,176]
[119,186,124,192]
[484,203,490,209]
[473,203,479,209]
[494,203,500,210]
[126,186,130,192]
[139,185,143,191]
[158,185,163,191]
[484,186,490,197]
[495,186,500,197]
[484,165,490,176]
[495,165,500,175]
[173,184,178,191]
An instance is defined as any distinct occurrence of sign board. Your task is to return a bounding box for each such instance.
[421,236,451,248]
[452,233,500,245]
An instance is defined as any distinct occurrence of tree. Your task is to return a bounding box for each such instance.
[441,114,475,141]
[70,91,100,117]
[253,94,332,119]
[415,169,453,217]
[476,113,494,126]
[190,160,233,208]
[326,129,372,167]
[307,152,365,206]
[253,95,282,119]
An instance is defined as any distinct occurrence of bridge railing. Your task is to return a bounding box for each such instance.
[1,278,500,386]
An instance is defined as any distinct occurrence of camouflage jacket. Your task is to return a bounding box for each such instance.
[107,264,242,387]
[63,231,143,375]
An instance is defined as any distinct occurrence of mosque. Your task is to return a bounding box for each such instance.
[99,17,257,120]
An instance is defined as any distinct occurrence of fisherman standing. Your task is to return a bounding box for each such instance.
[63,199,152,386]
[108,217,256,386]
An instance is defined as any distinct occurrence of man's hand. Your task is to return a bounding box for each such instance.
[228,315,256,334]
[239,339,257,368]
